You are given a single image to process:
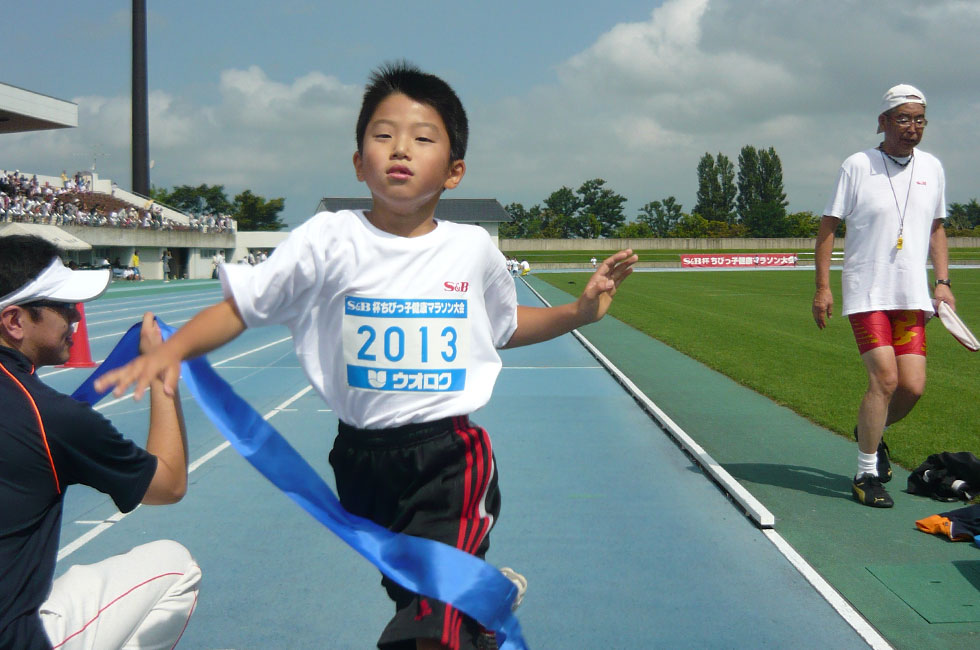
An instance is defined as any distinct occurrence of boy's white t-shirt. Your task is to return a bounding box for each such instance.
[823,147,946,316]
[220,210,519,429]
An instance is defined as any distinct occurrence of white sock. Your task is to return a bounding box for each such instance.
[857,451,878,479]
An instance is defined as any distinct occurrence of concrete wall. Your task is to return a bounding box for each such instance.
[502,237,980,252]
[501,237,823,251]
[59,225,235,279]
[231,230,291,264]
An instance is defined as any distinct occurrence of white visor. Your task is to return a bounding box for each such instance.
[936,301,979,352]
[0,258,111,311]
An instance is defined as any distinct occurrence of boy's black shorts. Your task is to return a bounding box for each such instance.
[329,415,501,650]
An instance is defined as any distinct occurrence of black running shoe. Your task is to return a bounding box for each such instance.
[852,474,894,508]
[477,630,498,650]
[853,426,892,483]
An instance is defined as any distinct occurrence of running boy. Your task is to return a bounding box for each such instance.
[95,62,637,650]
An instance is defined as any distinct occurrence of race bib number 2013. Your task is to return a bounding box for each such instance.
[343,296,469,392]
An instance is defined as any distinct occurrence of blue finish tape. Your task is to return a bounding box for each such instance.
[72,319,526,648]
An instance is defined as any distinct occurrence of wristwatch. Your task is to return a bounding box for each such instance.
[935,279,951,288]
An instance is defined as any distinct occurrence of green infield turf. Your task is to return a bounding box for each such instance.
[538,268,980,470]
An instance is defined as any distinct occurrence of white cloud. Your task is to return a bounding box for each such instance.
[465,0,980,216]
[2,66,363,221]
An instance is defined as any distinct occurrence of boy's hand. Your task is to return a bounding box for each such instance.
[138,312,163,353]
[576,249,637,323]
[95,314,182,400]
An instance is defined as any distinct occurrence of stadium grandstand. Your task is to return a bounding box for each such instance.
[0,82,260,280]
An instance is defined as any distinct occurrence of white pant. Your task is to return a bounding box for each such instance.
[40,540,201,650]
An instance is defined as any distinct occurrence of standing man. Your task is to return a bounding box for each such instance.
[162,249,173,283]
[130,248,142,281]
[0,235,200,648]
[812,84,954,508]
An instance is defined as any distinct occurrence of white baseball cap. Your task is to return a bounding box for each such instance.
[877,84,926,133]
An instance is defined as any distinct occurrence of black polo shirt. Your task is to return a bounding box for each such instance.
[0,346,156,648]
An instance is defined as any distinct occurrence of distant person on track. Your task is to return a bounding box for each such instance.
[130,249,142,281]
[94,61,636,650]
[0,235,200,649]
[812,84,954,508]
[162,249,173,282]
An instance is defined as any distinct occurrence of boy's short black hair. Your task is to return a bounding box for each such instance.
[355,61,468,163]
[0,235,61,298]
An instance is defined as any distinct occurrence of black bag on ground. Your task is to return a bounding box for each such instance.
[908,451,980,502]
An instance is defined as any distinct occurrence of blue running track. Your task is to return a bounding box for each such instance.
[45,279,871,648]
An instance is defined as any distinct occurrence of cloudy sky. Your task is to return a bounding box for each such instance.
[4,0,979,227]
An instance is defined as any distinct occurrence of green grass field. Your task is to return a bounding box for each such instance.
[509,248,980,264]
[538,268,980,471]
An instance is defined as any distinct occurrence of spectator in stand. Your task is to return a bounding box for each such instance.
[1,169,236,233]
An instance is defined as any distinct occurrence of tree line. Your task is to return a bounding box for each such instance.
[502,146,818,239]
[945,199,980,236]
[502,145,976,240]
[149,183,287,231]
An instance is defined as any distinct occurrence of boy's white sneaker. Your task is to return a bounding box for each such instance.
[499,567,527,611]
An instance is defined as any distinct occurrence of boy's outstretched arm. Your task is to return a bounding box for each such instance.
[94,297,247,399]
[503,249,637,349]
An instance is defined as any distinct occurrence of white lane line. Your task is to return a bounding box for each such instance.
[88,302,218,326]
[59,384,314,560]
[38,336,291,380]
[87,293,220,317]
[89,319,192,341]
[40,366,99,379]
[206,366,301,369]
[58,511,128,561]
[501,366,601,370]
[58,339,304,559]
[87,294,218,316]
[212,337,292,367]
[519,277,774,527]
[763,530,892,649]
[44,337,293,410]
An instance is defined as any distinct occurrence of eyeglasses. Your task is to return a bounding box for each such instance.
[889,115,928,128]
[22,300,79,320]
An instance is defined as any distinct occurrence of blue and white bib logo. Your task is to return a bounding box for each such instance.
[343,296,469,392]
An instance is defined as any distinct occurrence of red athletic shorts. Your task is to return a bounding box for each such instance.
[848,310,927,356]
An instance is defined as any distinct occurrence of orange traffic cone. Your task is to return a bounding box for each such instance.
[60,302,96,368]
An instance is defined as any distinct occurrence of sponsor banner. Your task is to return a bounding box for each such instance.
[680,253,799,268]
